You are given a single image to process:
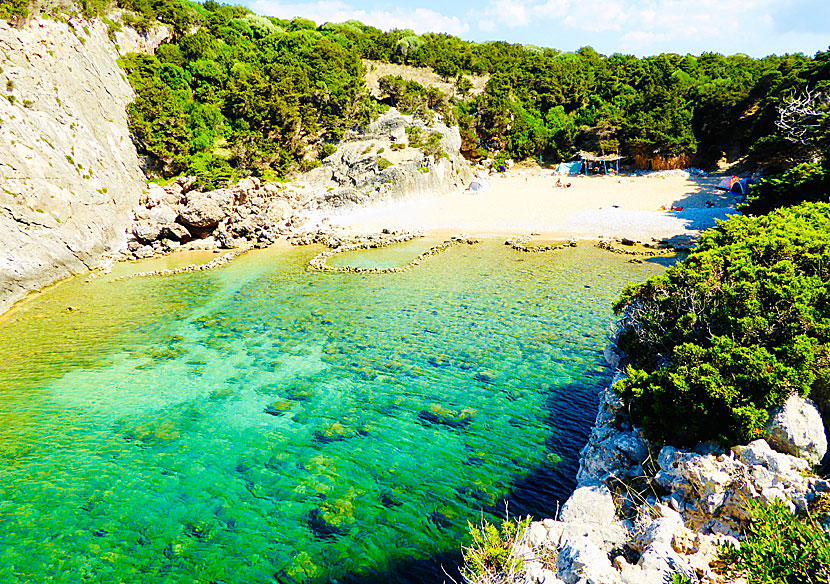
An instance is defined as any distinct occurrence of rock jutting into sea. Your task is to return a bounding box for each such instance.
[497,346,830,584]
[123,176,302,260]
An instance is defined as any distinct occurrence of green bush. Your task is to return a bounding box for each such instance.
[613,202,830,445]
[743,157,830,215]
[318,143,337,159]
[376,157,391,171]
[377,74,450,123]
[120,6,369,180]
[461,516,531,580]
[421,131,443,157]
[298,158,320,172]
[405,125,423,148]
[0,0,29,22]
[720,500,830,583]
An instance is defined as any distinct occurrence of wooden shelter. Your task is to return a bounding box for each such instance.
[632,153,692,171]
[578,151,623,175]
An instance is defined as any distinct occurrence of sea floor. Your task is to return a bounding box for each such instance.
[0,240,668,583]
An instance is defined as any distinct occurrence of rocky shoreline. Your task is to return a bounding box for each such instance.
[506,349,829,584]
[113,108,476,267]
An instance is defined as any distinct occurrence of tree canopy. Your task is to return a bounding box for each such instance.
[6,0,826,184]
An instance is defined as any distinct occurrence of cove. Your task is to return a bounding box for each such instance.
[0,240,669,584]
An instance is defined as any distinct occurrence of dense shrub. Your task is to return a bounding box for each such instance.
[377,74,451,123]
[720,500,830,583]
[743,157,830,214]
[4,0,827,175]
[0,0,29,22]
[613,202,830,445]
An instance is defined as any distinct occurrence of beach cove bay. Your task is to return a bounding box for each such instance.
[0,239,668,583]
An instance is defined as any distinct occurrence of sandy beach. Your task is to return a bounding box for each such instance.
[312,167,741,242]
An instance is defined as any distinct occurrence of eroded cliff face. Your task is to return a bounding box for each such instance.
[0,15,164,314]
[303,108,474,209]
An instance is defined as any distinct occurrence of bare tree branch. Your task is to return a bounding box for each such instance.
[776,87,829,144]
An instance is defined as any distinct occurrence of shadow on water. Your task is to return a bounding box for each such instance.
[642,253,685,268]
[315,375,610,584]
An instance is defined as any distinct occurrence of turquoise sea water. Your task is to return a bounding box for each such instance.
[0,241,668,584]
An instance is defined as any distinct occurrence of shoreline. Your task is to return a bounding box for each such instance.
[1,169,738,317]
[304,169,741,243]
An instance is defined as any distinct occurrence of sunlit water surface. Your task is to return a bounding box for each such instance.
[0,241,669,583]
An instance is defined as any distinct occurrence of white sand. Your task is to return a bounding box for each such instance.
[312,168,741,242]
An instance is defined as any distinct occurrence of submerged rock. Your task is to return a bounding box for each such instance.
[417,404,474,428]
[313,421,354,443]
[264,400,292,416]
[305,508,347,540]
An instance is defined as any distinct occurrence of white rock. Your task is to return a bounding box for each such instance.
[664,492,685,512]
[638,542,697,583]
[556,537,620,584]
[765,395,827,465]
[749,464,774,490]
[760,487,797,514]
[179,192,227,228]
[527,521,549,548]
[560,481,617,524]
[146,204,179,225]
[734,439,809,475]
[632,516,684,553]
[547,521,565,546]
[653,503,683,523]
[560,521,629,553]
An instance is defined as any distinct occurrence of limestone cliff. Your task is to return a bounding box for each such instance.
[0,15,165,314]
[302,108,474,209]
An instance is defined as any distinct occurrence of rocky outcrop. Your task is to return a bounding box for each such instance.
[303,108,473,209]
[576,381,650,486]
[124,177,307,258]
[123,109,478,260]
[0,15,167,313]
[765,394,828,465]
[506,347,830,584]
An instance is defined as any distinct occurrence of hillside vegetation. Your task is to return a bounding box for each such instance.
[613,202,830,445]
[5,0,828,188]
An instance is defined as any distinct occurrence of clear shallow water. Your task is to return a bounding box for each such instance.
[0,241,667,584]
